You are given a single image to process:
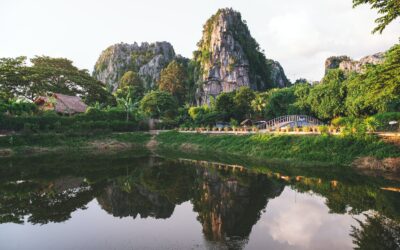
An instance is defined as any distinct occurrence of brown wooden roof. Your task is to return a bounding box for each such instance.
[35,93,87,114]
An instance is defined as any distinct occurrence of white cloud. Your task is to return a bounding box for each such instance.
[266,198,324,246]
[256,0,400,81]
[246,187,365,250]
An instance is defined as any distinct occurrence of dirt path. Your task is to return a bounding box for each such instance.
[146,130,159,151]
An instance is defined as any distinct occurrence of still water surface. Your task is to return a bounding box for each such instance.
[0,153,399,250]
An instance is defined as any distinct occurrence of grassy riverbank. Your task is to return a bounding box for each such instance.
[1,131,399,168]
[0,132,151,157]
[156,131,400,166]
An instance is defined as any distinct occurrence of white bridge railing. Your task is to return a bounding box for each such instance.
[257,115,324,130]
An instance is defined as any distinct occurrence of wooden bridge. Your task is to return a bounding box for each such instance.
[257,115,324,131]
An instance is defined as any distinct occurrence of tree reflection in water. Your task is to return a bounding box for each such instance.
[351,213,400,250]
[0,154,399,249]
[0,177,98,224]
[192,166,284,247]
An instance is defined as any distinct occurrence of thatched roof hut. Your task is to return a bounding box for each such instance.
[34,93,87,115]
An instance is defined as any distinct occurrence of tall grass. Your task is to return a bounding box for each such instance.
[156,131,400,165]
[0,132,151,151]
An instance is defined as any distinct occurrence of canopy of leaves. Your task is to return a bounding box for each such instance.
[262,87,299,119]
[187,105,223,126]
[139,90,178,119]
[188,105,211,121]
[233,87,256,120]
[175,58,201,105]
[229,15,273,90]
[114,85,144,105]
[251,92,268,119]
[345,44,400,116]
[293,83,312,116]
[158,60,187,104]
[31,56,79,71]
[116,71,145,104]
[0,56,115,106]
[308,70,347,120]
[214,87,256,121]
[0,99,37,116]
[119,71,143,89]
[215,91,236,118]
[353,0,400,33]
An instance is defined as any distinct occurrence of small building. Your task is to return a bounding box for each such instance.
[34,93,87,115]
[240,119,253,127]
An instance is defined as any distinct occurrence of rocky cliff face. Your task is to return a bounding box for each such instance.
[93,42,175,91]
[268,59,289,88]
[194,8,289,104]
[192,166,284,245]
[325,52,384,74]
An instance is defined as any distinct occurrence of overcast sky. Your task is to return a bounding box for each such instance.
[1,0,399,81]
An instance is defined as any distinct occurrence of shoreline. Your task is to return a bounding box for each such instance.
[0,131,399,177]
[156,131,400,173]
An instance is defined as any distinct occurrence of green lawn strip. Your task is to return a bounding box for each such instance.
[0,132,152,155]
[156,131,400,165]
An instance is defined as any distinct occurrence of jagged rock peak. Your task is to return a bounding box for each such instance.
[267,59,289,89]
[325,52,384,75]
[194,8,289,105]
[93,41,175,91]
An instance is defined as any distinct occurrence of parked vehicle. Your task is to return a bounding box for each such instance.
[215,122,230,129]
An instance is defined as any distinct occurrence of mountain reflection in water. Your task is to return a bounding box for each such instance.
[0,154,399,250]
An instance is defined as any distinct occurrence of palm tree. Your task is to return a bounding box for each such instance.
[251,94,267,118]
[117,91,137,122]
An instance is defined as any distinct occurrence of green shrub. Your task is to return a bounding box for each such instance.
[22,123,34,135]
[318,125,329,135]
[0,100,38,116]
[0,109,148,134]
[331,117,347,127]
[339,118,368,138]
[156,119,178,130]
[364,117,380,132]
[373,112,400,131]
[230,118,239,127]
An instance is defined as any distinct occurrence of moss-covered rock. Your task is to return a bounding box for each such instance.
[93,42,176,91]
[194,8,289,105]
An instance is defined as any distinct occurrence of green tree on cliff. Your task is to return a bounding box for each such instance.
[234,87,256,120]
[215,91,235,120]
[308,69,347,120]
[140,90,178,119]
[119,71,143,89]
[116,71,144,104]
[158,60,187,104]
[263,87,298,119]
[345,44,400,116]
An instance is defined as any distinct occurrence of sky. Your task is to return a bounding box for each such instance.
[1,0,399,81]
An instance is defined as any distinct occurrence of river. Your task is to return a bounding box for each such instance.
[0,152,399,250]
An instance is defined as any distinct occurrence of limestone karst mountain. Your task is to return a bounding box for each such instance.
[192,166,284,246]
[194,8,289,104]
[92,8,289,104]
[325,52,385,75]
[93,42,175,91]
